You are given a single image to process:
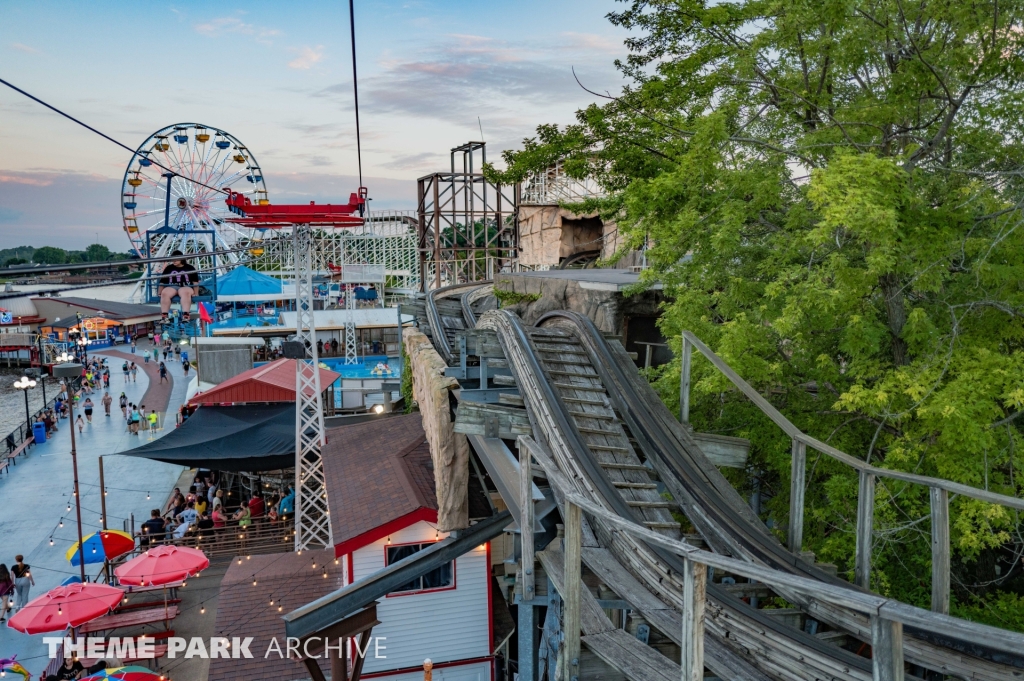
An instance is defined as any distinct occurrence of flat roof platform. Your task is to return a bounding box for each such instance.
[505,268,662,291]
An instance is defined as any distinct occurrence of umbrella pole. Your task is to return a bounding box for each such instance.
[164,586,168,624]
[99,456,110,584]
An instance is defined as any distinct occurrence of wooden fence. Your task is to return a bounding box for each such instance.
[680,331,1024,615]
[519,435,1024,681]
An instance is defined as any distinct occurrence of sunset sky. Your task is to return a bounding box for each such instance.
[0,0,629,250]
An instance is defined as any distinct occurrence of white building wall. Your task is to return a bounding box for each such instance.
[362,660,491,681]
[349,520,491,675]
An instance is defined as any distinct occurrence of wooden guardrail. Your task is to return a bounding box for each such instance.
[519,435,1024,681]
[149,518,296,559]
[680,331,1024,615]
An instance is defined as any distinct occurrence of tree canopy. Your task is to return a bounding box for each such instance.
[490,0,1024,626]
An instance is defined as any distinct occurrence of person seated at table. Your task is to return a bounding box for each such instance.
[196,511,215,538]
[137,509,168,546]
[173,501,198,538]
[211,503,227,529]
[233,501,252,528]
[158,251,200,323]
[248,493,265,520]
[46,655,105,680]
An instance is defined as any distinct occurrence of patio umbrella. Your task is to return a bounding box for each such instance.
[6,583,123,634]
[67,530,136,566]
[114,545,209,586]
[81,665,164,680]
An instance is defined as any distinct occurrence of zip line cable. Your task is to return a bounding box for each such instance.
[349,0,363,189]
[0,76,229,195]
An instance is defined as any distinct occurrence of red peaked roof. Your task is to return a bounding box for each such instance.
[189,358,341,405]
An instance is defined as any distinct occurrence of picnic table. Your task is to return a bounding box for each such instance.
[78,604,179,634]
[120,580,183,598]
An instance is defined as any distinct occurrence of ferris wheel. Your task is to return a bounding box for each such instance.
[121,123,268,272]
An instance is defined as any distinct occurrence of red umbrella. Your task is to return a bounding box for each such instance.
[6,583,123,634]
[114,545,209,586]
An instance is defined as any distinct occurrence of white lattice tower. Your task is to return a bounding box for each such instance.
[293,224,332,551]
[344,282,358,365]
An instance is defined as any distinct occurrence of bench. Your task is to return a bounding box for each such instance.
[1,437,34,475]
[78,604,179,634]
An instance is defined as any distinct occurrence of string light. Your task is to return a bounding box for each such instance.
[252,576,257,586]
[49,537,54,546]
[67,503,71,512]
[269,595,274,605]
[200,603,205,614]
[59,520,64,528]
[147,492,151,500]
[322,569,327,579]
[312,560,317,569]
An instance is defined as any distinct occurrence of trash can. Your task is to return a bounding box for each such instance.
[32,421,47,443]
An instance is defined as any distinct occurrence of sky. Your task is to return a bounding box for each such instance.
[0,0,631,251]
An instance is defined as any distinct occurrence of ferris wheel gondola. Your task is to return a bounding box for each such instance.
[121,123,268,286]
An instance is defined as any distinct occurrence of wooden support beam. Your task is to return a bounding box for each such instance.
[855,469,876,590]
[788,439,806,554]
[680,556,706,681]
[564,501,582,681]
[350,626,373,681]
[871,615,904,681]
[520,441,536,601]
[680,336,692,425]
[454,401,532,439]
[330,637,348,681]
[930,487,950,615]
[302,657,328,681]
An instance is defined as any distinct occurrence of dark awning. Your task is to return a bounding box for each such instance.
[121,404,295,471]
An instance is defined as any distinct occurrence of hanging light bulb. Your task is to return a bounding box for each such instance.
[322,569,327,579]
[312,560,317,569]
[58,605,62,615]
[237,558,242,565]
[201,604,205,614]
[59,519,64,528]
[252,576,257,586]
[334,558,339,565]
[49,537,54,546]
[269,595,274,605]
[67,503,71,512]
[147,492,151,500]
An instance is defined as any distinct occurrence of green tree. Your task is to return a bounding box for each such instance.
[32,246,67,264]
[85,244,111,262]
[492,0,1024,621]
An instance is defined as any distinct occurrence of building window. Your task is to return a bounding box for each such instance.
[385,542,454,594]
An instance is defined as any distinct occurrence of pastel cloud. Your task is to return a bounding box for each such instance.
[288,46,325,70]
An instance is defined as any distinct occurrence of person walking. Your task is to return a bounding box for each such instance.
[130,340,136,354]
[100,391,112,417]
[119,393,128,418]
[139,404,150,432]
[130,363,138,383]
[182,359,191,377]
[0,563,13,621]
[103,368,110,388]
[11,556,33,612]
[83,397,94,423]
[174,345,181,362]
[76,414,85,434]
[131,405,142,435]
[122,361,129,383]
[152,347,159,364]
[159,362,168,384]
[148,409,159,431]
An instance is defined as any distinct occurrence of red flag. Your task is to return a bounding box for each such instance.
[198,302,213,323]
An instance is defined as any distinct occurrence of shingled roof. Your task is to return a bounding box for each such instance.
[322,413,438,557]
[209,548,342,681]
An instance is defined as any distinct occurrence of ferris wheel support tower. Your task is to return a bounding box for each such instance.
[225,188,367,551]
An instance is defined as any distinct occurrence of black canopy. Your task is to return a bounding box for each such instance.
[122,404,295,471]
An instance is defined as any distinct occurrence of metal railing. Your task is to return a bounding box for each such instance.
[680,330,1024,615]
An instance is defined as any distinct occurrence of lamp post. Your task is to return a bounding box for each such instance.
[77,335,91,367]
[13,375,36,443]
[53,352,87,582]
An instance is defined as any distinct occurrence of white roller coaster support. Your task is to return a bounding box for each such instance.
[345,283,357,365]
[293,224,332,551]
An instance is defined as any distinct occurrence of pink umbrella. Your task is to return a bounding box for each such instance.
[6,583,123,634]
[114,545,209,586]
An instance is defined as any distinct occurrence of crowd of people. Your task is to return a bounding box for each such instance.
[136,472,293,545]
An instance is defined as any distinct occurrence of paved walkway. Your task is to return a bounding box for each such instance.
[0,341,192,676]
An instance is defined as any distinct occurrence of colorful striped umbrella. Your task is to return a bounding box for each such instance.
[66,530,136,566]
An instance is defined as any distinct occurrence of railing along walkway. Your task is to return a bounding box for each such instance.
[680,331,1024,615]
[520,435,1024,681]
